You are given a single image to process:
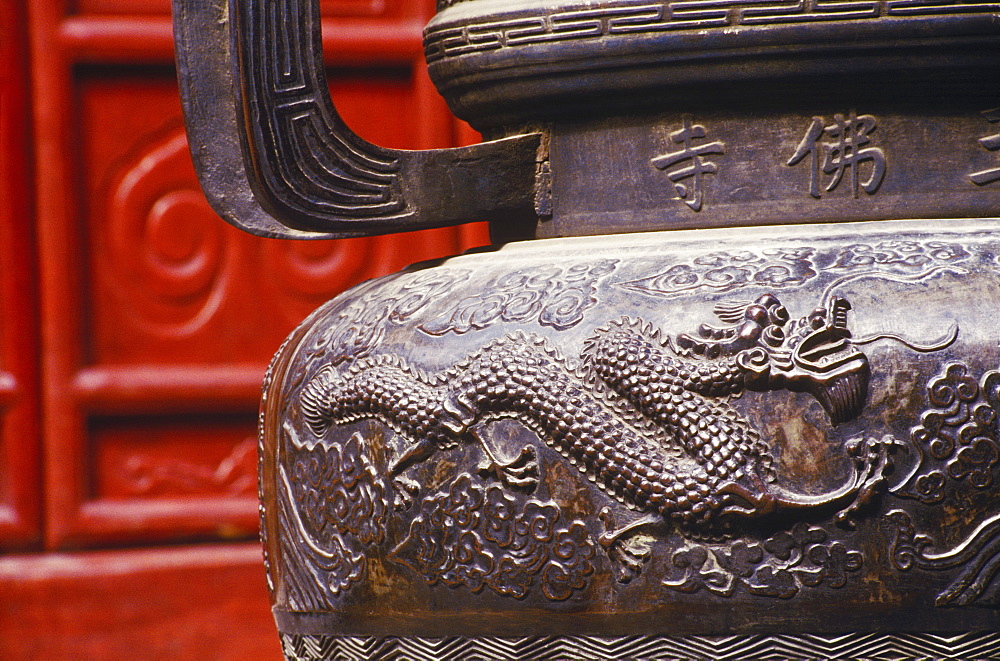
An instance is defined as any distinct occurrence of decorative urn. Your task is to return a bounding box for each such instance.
[173,0,1000,658]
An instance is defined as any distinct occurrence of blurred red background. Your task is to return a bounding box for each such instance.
[0,0,483,657]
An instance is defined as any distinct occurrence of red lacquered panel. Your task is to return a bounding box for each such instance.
[74,0,405,19]
[0,544,282,660]
[0,0,41,551]
[92,415,258,500]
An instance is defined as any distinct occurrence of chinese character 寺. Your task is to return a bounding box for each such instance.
[970,108,1000,187]
[787,111,886,199]
[652,116,725,212]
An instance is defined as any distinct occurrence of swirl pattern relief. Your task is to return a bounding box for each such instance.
[308,269,471,366]
[388,475,596,601]
[886,363,1000,607]
[280,432,392,607]
[420,259,618,335]
[621,240,970,299]
[889,509,1000,607]
[897,363,1000,504]
[106,128,231,335]
[664,522,863,599]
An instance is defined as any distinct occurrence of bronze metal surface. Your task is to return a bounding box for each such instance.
[260,220,1000,640]
[426,0,1000,129]
[174,0,546,240]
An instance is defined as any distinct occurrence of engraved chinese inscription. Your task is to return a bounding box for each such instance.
[787,112,886,198]
[652,117,725,211]
[970,108,1000,187]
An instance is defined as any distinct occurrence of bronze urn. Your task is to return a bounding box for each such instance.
[174,0,1000,657]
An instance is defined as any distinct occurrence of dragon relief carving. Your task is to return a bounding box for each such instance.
[296,293,890,588]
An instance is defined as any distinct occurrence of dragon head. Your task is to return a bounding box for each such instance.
[676,293,870,424]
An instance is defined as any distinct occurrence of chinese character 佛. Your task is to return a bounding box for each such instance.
[787,111,886,199]
[652,116,725,212]
[970,107,1000,187]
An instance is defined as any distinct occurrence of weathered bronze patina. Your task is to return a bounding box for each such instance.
[174,0,1000,658]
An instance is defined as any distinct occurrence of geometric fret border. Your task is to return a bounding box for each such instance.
[281,632,1000,660]
[425,1,1000,64]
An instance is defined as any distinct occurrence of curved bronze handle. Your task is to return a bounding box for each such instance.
[173,0,545,240]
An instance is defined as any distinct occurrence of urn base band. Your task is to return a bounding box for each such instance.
[280,632,1000,660]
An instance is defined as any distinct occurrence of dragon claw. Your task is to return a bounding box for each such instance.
[717,481,775,519]
[478,444,539,490]
[599,506,657,583]
[442,394,477,434]
[609,539,651,583]
[392,475,420,511]
[836,435,896,527]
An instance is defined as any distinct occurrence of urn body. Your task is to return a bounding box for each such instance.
[261,219,1000,654]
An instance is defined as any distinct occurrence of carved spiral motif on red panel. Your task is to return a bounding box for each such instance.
[107,128,232,336]
[261,235,377,304]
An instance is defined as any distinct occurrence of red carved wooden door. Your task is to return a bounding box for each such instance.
[0,0,483,657]
[0,0,41,553]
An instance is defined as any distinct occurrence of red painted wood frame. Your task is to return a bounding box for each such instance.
[0,544,283,659]
[28,0,486,550]
[0,0,42,552]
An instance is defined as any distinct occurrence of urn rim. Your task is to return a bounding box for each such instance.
[424,0,1000,129]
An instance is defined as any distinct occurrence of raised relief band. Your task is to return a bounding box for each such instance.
[259,221,1000,639]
